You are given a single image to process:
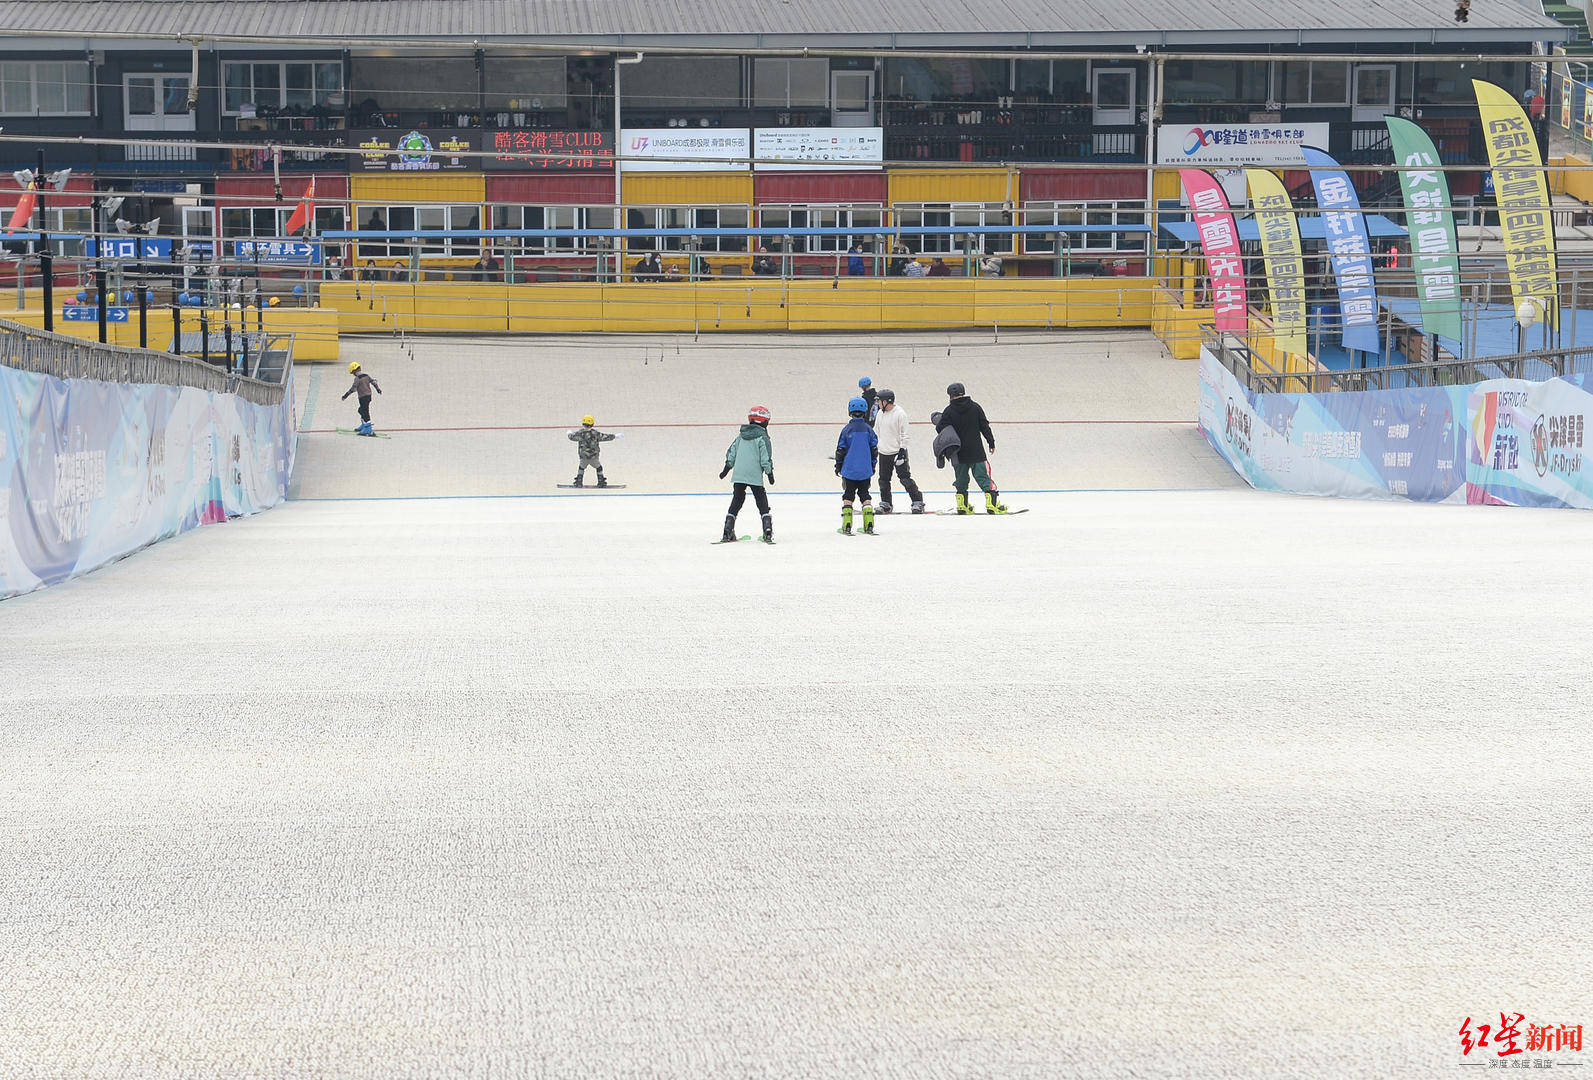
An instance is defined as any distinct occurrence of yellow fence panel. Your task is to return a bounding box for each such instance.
[507,284,605,333]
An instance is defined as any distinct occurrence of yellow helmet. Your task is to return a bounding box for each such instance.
[348,362,361,374]
[581,414,595,426]
[268,296,281,307]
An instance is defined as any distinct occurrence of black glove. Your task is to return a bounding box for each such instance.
[834,463,842,476]
[766,473,774,486]
[895,449,907,466]
[719,466,730,479]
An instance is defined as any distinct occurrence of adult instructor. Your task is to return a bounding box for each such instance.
[934,382,1007,515]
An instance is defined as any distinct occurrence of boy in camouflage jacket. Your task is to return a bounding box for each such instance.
[567,415,622,487]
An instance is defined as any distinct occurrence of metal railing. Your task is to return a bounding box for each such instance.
[1204,325,1593,394]
[0,316,288,407]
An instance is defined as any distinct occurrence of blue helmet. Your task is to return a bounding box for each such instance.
[858,376,871,388]
[848,396,868,415]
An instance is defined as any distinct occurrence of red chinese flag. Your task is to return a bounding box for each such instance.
[4,190,36,234]
[283,178,315,236]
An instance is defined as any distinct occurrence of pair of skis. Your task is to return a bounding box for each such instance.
[712,536,775,545]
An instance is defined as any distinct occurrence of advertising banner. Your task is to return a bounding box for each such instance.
[354,129,477,172]
[1474,79,1559,330]
[1384,116,1463,343]
[483,129,614,171]
[618,128,751,172]
[1156,123,1330,166]
[1179,169,1249,335]
[0,363,296,599]
[1244,168,1308,357]
[753,127,884,171]
[1302,147,1381,355]
[1198,348,1593,509]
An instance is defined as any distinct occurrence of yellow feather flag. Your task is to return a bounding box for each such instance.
[1474,79,1559,331]
[1245,168,1308,357]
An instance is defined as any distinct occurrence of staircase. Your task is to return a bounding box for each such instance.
[1542,1,1593,56]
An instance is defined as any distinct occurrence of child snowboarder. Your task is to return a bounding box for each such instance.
[566,415,622,487]
[718,405,774,543]
[835,395,879,534]
[857,376,879,427]
[340,361,382,435]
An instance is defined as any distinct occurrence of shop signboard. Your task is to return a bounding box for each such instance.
[618,128,750,172]
[753,127,884,171]
[1156,123,1331,166]
[483,129,614,171]
[353,129,477,172]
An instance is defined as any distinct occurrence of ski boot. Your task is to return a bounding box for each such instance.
[862,505,876,534]
[877,502,893,515]
[955,492,975,515]
[760,514,775,544]
[571,475,585,488]
[910,501,926,515]
[840,505,854,535]
[356,420,374,437]
[720,514,738,543]
[985,490,1009,515]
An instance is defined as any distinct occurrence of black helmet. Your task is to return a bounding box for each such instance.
[877,388,895,403]
[947,382,966,397]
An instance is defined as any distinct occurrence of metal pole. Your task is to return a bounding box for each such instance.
[95,268,108,343]
[241,324,250,377]
[137,281,148,349]
[224,301,233,372]
[200,311,210,366]
[172,305,182,355]
[37,150,53,332]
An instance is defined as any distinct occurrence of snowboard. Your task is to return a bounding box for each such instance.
[336,427,390,438]
[935,508,1029,516]
[712,535,753,545]
[558,484,627,489]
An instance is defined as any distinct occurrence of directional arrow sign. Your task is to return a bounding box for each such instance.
[62,306,130,322]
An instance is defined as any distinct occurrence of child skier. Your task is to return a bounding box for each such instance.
[566,414,622,487]
[857,376,879,427]
[340,361,382,435]
[718,405,774,543]
[835,395,879,534]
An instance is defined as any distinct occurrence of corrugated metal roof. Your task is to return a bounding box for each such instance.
[0,0,1567,45]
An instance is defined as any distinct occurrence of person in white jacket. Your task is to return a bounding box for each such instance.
[873,389,926,514]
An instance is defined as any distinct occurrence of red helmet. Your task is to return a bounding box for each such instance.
[748,405,771,424]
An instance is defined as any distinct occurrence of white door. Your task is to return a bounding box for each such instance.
[831,71,874,127]
[124,75,196,161]
[1092,68,1136,127]
[1352,65,1396,123]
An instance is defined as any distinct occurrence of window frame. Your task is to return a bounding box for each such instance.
[353,203,477,259]
[893,202,1014,255]
[0,60,93,117]
[1021,200,1148,254]
[221,59,345,116]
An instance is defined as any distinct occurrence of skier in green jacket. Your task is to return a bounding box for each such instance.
[718,405,774,544]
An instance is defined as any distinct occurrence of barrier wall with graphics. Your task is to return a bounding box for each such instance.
[1197,346,1592,508]
[1,363,296,599]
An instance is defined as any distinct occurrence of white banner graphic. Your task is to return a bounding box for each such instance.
[618,128,751,172]
[1157,123,1331,166]
[753,127,884,171]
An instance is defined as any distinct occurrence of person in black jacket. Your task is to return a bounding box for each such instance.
[934,382,1007,514]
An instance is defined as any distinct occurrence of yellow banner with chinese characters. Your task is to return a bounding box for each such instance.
[1244,168,1308,357]
[1475,79,1559,330]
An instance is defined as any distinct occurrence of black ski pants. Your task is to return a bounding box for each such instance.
[727,483,770,518]
[877,450,923,506]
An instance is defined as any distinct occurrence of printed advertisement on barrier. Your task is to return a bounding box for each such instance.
[618,128,751,172]
[1197,347,1468,503]
[1465,375,1593,508]
[0,363,295,599]
[753,128,884,171]
[1157,123,1330,166]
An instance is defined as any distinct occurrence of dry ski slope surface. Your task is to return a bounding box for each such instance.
[3,332,1590,1079]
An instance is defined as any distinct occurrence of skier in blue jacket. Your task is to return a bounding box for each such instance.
[835,396,880,535]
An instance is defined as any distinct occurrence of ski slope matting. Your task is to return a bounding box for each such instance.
[2,331,1589,1079]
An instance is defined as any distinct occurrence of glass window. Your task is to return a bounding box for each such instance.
[127,77,156,116]
[163,78,190,116]
[251,63,280,109]
[314,62,343,107]
[284,64,314,109]
[624,56,740,111]
[485,57,567,110]
[34,62,66,114]
[884,58,1007,103]
[753,59,829,109]
[1286,61,1349,105]
[351,57,477,112]
[223,63,249,113]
